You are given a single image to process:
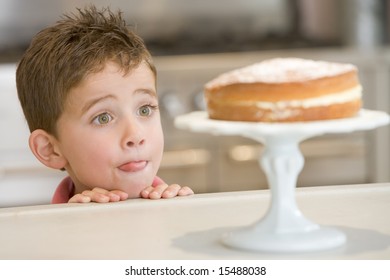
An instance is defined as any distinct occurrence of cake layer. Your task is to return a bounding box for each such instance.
[204,57,362,122]
[207,99,362,122]
[205,70,360,102]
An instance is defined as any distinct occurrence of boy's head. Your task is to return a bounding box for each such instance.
[16,5,156,136]
[16,6,164,198]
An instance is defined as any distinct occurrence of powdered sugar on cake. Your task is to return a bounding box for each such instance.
[205,58,357,89]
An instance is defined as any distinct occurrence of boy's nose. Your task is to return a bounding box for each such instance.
[126,137,145,147]
[122,120,145,148]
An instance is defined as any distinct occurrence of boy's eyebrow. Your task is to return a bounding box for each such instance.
[81,94,116,114]
[135,88,157,97]
[81,88,157,113]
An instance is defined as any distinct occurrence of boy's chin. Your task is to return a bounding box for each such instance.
[116,177,156,197]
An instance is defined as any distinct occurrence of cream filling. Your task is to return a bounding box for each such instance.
[232,86,362,110]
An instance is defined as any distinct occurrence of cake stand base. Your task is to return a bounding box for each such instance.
[175,110,389,253]
[222,225,346,253]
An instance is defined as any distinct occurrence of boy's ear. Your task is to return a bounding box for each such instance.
[29,129,67,170]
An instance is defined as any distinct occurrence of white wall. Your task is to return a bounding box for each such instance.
[0,64,64,207]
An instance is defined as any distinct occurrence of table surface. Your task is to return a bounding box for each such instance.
[0,183,389,259]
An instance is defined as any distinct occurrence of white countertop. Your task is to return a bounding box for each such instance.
[0,183,389,259]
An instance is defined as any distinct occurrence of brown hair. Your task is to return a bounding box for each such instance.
[16,5,156,136]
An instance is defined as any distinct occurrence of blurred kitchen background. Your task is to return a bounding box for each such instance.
[1,0,390,207]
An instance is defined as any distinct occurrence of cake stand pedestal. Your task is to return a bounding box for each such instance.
[175,109,390,253]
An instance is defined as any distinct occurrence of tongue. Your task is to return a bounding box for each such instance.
[119,161,147,172]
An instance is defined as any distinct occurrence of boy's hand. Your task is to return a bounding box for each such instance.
[140,183,194,199]
[68,188,129,203]
[68,183,194,203]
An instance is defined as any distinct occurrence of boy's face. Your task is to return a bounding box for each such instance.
[55,61,164,198]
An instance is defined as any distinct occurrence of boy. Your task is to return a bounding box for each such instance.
[16,6,194,203]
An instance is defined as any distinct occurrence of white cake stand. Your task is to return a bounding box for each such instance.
[175,109,390,253]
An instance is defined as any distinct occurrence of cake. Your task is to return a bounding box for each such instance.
[204,58,362,122]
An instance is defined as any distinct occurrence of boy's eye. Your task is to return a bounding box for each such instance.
[93,112,112,125]
[138,105,154,117]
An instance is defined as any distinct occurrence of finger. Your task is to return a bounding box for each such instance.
[148,183,170,199]
[140,186,155,198]
[90,187,126,202]
[68,194,92,203]
[110,190,129,201]
[161,184,181,198]
[178,186,194,196]
[81,190,110,203]
[89,187,111,195]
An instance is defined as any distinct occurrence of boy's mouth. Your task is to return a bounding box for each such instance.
[118,160,148,172]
